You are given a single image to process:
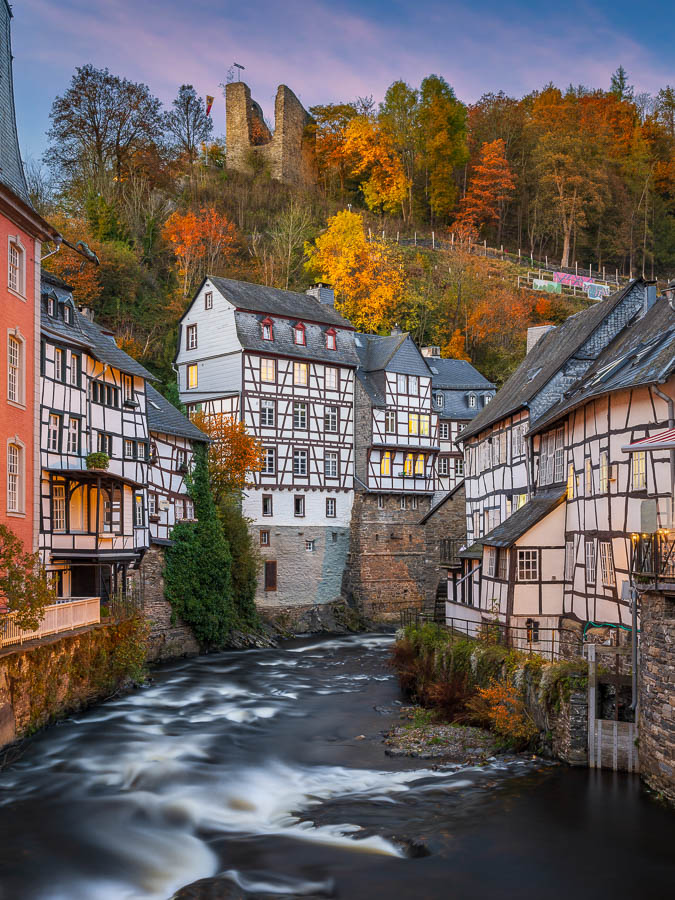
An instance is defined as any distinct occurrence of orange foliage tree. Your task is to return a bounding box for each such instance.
[343,118,410,215]
[470,678,537,746]
[42,214,102,304]
[191,412,263,503]
[304,210,406,332]
[163,206,238,298]
[455,138,515,234]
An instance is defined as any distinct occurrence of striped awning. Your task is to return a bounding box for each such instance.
[622,427,675,452]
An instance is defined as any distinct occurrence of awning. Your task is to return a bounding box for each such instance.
[622,427,675,452]
[44,467,146,489]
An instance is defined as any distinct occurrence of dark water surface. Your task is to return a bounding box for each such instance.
[0,633,673,899]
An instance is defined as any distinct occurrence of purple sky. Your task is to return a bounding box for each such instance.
[11,0,672,162]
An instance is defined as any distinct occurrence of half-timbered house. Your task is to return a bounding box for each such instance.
[39,271,154,603]
[175,277,359,613]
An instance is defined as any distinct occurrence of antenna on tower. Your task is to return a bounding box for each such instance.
[233,62,245,82]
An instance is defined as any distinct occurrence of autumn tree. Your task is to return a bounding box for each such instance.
[191,412,263,503]
[417,75,468,219]
[163,206,238,297]
[455,139,516,236]
[304,210,406,331]
[343,117,410,215]
[164,84,213,167]
[379,80,420,221]
[0,525,56,630]
[308,102,360,196]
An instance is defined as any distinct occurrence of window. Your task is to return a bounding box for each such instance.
[411,496,418,510]
[326,367,338,389]
[473,511,480,538]
[261,319,273,341]
[553,427,565,483]
[487,547,496,578]
[600,541,615,587]
[124,439,135,458]
[439,422,449,440]
[514,493,527,511]
[146,493,157,518]
[399,496,406,510]
[517,550,538,582]
[122,374,134,404]
[47,297,55,317]
[397,374,407,393]
[64,305,72,324]
[261,358,276,383]
[585,539,596,583]
[54,348,64,382]
[185,499,194,520]
[540,427,565,486]
[294,495,305,516]
[526,619,540,643]
[7,443,22,513]
[176,498,186,521]
[468,393,477,408]
[97,432,112,455]
[419,415,430,436]
[90,381,119,408]
[415,454,425,475]
[52,483,65,530]
[187,364,198,389]
[385,410,397,433]
[261,399,275,427]
[176,448,187,470]
[324,406,338,432]
[7,335,21,403]
[133,493,144,528]
[262,495,273,516]
[497,549,508,580]
[455,457,464,476]
[326,497,336,517]
[70,353,80,387]
[565,540,575,581]
[8,240,23,294]
[438,456,449,476]
[632,451,646,491]
[264,560,277,591]
[435,392,444,408]
[499,431,507,464]
[325,329,336,351]
[483,394,492,406]
[404,453,414,476]
[294,362,308,386]
[293,402,307,429]
[293,449,308,476]
[48,414,61,451]
[512,423,524,457]
[585,458,593,495]
[377,495,385,510]
[260,529,270,546]
[102,487,122,534]
[293,323,306,345]
[204,291,213,310]
[599,451,609,492]
[325,451,338,478]
[186,324,198,350]
[262,447,276,475]
[567,462,575,499]
[67,418,80,454]
[380,452,391,475]
[408,413,420,435]
[305,540,315,552]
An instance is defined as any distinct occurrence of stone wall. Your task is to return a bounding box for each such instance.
[422,485,467,614]
[225,82,316,188]
[138,544,199,662]
[639,589,675,804]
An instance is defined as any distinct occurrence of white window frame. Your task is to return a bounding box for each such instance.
[48,414,61,452]
[438,456,449,476]
[7,440,24,514]
[67,417,80,455]
[294,495,305,517]
[186,324,198,350]
[408,375,419,394]
[324,406,338,433]
[294,324,306,346]
[324,451,338,478]
[517,549,539,582]
[385,410,397,433]
[260,398,275,427]
[262,447,276,475]
[397,374,407,394]
[133,492,145,528]
[585,539,597,584]
[487,547,497,578]
[52,482,66,531]
[455,457,464,476]
[325,367,338,390]
[260,357,275,383]
[565,540,575,582]
[293,402,307,430]
[632,451,646,491]
[54,348,64,382]
[599,541,615,587]
[70,353,80,387]
[293,449,308,476]
[326,497,336,518]
[7,332,24,405]
[439,422,449,440]
[293,362,308,386]
[7,237,25,297]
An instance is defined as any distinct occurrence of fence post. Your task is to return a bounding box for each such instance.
[484,239,487,256]
[451,232,454,247]
[518,248,521,260]
[414,231,417,246]
[545,255,548,267]
[368,227,372,241]
[603,266,606,282]
[590,263,592,278]
[382,229,385,241]
[575,261,578,276]
[396,231,399,243]
[615,268,618,284]
[432,231,435,249]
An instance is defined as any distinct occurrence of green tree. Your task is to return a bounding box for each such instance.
[164,445,234,646]
[0,525,56,630]
[164,84,213,167]
[610,65,634,102]
[379,80,420,221]
[417,75,468,220]
[218,498,260,628]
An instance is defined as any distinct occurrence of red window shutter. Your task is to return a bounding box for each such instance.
[264,560,277,591]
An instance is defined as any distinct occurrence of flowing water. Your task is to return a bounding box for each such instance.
[0,633,673,899]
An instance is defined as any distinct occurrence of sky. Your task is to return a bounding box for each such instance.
[10,0,673,163]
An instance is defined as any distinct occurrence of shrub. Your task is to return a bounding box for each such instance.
[466,678,537,748]
[218,496,261,628]
[85,451,109,470]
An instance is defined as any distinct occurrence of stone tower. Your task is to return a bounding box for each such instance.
[225,81,317,189]
[0,1,31,204]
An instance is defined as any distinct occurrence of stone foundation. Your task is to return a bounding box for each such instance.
[139,544,199,662]
[257,598,370,635]
[639,589,675,804]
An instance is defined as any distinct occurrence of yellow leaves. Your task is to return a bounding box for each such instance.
[343,118,410,214]
[190,412,263,502]
[304,210,407,332]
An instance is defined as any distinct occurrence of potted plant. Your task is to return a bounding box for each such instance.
[86,451,110,472]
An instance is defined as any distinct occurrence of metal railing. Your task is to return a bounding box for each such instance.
[0,597,100,649]
[630,533,675,584]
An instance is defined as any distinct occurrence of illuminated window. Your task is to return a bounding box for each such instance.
[404,453,414,476]
[187,364,198,389]
[599,451,609,492]
[419,415,430,436]
[632,451,646,490]
[294,362,308,386]
[380,452,391,475]
[52,482,65,530]
[567,462,575,498]
[415,453,425,475]
[585,457,593,495]
[261,358,275,383]
[133,492,144,528]
[408,413,420,435]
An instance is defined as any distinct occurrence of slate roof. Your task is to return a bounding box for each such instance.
[459,542,484,560]
[208,276,353,329]
[428,358,495,390]
[530,296,675,435]
[234,310,360,367]
[459,280,643,442]
[418,480,465,524]
[0,2,31,205]
[354,332,432,377]
[481,489,566,548]
[41,271,155,380]
[146,384,208,442]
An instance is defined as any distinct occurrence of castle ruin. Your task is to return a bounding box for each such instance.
[225,82,317,188]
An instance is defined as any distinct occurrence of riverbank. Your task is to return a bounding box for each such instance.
[384,705,498,763]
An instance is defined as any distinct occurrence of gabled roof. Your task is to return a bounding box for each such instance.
[531,296,675,435]
[146,384,208,443]
[481,489,566,548]
[428,358,495,390]
[354,332,432,377]
[418,480,465,524]
[41,271,155,381]
[206,276,353,329]
[460,280,645,442]
[233,310,359,367]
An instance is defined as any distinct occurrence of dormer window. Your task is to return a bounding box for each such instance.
[64,305,72,325]
[294,322,306,346]
[261,317,274,341]
[47,297,55,317]
[483,394,492,406]
[325,328,336,351]
[434,392,443,407]
[468,393,477,408]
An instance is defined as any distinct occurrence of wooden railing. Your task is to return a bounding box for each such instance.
[631,533,675,584]
[0,597,100,649]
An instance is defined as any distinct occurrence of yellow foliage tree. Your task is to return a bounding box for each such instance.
[343,118,410,215]
[305,210,406,332]
[190,412,263,503]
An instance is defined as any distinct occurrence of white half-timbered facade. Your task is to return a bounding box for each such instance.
[176,277,359,610]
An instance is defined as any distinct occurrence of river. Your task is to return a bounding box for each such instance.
[0,633,672,899]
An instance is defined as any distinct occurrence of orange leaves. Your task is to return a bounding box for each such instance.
[163,206,238,297]
[469,678,537,745]
[343,118,410,214]
[304,210,406,332]
[42,214,102,306]
[455,139,515,231]
[190,412,263,502]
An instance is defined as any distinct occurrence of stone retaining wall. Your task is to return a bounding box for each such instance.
[138,545,199,662]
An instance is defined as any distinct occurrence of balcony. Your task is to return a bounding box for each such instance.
[0,597,100,649]
[440,538,463,567]
[630,532,675,586]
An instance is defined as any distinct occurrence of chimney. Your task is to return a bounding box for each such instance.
[390,324,402,335]
[78,306,95,322]
[643,281,657,314]
[421,346,441,358]
[527,324,554,354]
[306,282,334,307]
[664,280,675,306]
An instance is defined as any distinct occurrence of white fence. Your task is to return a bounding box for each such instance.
[0,597,100,649]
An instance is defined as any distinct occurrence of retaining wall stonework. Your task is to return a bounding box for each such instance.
[639,590,675,804]
[139,544,200,662]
